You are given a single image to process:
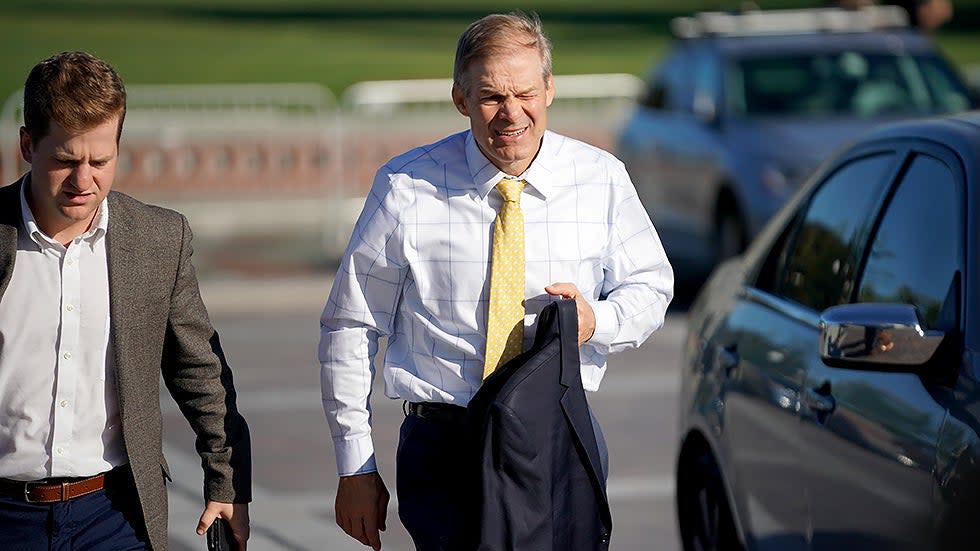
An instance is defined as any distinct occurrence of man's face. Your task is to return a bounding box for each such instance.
[19,115,120,242]
[452,46,554,176]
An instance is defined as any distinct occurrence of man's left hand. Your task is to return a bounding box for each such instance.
[545,282,596,345]
[197,501,249,550]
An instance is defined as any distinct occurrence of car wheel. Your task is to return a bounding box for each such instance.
[678,452,743,551]
[715,208,747,263]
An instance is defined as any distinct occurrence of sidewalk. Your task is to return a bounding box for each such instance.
[198,273,335,317]
[172,271,408,551]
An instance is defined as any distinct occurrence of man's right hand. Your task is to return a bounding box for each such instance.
[335,471,390,550]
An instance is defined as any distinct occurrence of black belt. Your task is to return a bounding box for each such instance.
[0,471,112,503]
[405,401,467,425]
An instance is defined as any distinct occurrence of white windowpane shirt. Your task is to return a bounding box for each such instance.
[319,130,674,475]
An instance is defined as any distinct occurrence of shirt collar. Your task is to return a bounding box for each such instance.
[465,130,559,200]
[20,173,109,249]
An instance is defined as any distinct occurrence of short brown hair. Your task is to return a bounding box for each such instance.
[453,11,553,92]
[23,51,127,145]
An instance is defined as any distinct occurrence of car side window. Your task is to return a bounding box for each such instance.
[692,45,721,119]
[774,153,895,311]
[856,154,963,329]
[915,56,973,113]
[640,46,693,112]
[639,67,669,110]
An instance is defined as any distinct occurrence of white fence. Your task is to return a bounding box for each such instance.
[343,73,643,114]
[1,83,340,188]
[0,74,643,262]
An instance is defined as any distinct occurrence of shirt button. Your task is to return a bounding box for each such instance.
[66,304,74,312]
[63,352,72,360]
[66,258,74,266]
[60,400,68,408]
[56,447,64,455]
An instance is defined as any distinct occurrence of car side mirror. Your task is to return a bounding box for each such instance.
[819,303,945,371]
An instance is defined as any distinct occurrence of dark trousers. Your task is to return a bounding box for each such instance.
[396,405,609,551]
[0,470,149,551]
[396,413,469,551]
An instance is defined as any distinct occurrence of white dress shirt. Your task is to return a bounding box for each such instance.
[0,176,125,480]
[319,130,674,475]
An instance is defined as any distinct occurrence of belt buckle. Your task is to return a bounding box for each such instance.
[23,481,43,503]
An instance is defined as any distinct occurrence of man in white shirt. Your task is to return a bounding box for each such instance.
[319,12,674,550]
[0,51,251,550]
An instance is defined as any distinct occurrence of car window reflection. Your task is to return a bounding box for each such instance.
[857,154,964,329]
[780,153,895,311]
[729,53,971,118]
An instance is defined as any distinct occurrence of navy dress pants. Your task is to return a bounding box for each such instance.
[396,413,469,551]
[396,405,609,551]
[0,471,149,550]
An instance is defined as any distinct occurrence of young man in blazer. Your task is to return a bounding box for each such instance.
[0,51,251,550]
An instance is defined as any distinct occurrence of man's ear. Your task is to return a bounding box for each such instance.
[452,83,469,117]
[18,127,33,164]
[545,75,555,108]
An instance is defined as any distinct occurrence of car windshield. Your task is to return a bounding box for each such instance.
[727,51,972,118]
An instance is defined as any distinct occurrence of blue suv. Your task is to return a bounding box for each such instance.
[616,5,976,281]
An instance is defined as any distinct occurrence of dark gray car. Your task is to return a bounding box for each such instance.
[616,7,976,281]
[676,111,980,551]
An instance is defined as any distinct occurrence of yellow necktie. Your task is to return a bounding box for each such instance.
[483,179,526,379]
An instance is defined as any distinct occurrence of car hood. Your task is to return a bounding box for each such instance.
[727,117,885,163]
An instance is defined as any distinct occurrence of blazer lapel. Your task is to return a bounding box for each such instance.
[559,391,609,505]
[0,179,25,298]
[105,193,142,418]
[554,299,611,515]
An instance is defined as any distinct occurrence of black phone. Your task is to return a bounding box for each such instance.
[206,518,235,551]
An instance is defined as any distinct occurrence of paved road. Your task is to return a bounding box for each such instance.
[162,274,686,551]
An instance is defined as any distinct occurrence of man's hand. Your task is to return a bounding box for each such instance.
[336,471,390,550]
[196,501,249,550]
[545,282,596,345]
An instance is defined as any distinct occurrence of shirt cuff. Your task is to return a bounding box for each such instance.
[334,436,378,476]
[589,300,618,348]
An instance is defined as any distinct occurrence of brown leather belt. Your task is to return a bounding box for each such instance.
[0,473,106,503]
[405,401,468,425]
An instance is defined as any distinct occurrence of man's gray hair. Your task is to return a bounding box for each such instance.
[453,11,553,91]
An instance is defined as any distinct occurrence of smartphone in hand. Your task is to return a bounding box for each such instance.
[206,518,235,551]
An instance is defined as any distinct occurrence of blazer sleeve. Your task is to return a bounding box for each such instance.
[160,215,252,503]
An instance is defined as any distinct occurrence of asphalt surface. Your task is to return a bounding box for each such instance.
[161,273,687,551]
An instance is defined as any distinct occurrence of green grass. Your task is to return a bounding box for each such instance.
[1,0,978,103]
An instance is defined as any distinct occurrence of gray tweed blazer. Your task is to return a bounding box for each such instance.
[0,178,251,551]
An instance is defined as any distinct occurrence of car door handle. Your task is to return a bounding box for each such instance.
[803,386,836,414]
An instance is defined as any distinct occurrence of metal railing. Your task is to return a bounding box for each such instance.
[342,73,643,114]
[0,74,641,263]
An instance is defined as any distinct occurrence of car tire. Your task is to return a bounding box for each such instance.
[678,452,743,551]
[715,208,747,263]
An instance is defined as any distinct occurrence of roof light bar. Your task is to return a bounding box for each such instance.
[670,5,909,39]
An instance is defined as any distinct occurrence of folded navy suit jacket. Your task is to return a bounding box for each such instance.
[466,298,612,551]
